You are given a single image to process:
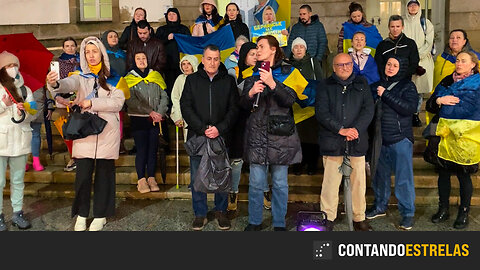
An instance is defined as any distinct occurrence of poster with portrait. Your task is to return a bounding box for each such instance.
[251,21,287,47]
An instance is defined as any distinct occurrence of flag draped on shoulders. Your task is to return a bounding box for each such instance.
[435,73,480,165]
[69,70,130,99]
[252,64,314,123]
[124,70,167,90]
[342,22,383,56]
[175,24,236,65]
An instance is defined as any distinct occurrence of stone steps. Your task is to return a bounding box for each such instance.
[4,182,480,206]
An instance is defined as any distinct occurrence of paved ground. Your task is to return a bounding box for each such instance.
[1,196,479,231]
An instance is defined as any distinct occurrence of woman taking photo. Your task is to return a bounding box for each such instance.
[425,51,480,229]
[0,51,35,230]
[46,37,125,231]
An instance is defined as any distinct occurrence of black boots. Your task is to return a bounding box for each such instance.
[431,205,449,223]
[453,206,469,229]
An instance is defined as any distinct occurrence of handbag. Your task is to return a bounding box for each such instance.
[62,105,107,140]
[267,114,295,136]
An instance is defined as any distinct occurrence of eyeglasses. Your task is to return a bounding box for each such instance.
[334,62,353,68]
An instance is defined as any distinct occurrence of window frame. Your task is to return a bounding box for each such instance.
[79,0,112,22]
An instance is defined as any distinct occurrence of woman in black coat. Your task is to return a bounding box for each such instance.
[155,8,191,99]
[219,2,250,41]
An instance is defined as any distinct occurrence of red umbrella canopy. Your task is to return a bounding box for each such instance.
[0,33,54,91]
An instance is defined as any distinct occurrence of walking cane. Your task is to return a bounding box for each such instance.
[339,140,354,231]
[176,125,179,189]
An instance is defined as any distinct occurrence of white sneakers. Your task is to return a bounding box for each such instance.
[89,218,107,231]
[74,216,87,231]
[74,216,106,231]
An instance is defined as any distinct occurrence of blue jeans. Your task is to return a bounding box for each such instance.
[131,116,160,179]
[248,164,288,227]
[30,122,42,157]
[189,155,228,217]
[230,158,244,193]
[372,138,415,217]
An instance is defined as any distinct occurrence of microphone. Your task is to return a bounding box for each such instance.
[253,92,260,109]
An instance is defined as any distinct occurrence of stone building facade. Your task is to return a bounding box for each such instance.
[0,0,479,57]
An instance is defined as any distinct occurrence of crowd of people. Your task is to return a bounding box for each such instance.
[0,0,479,232]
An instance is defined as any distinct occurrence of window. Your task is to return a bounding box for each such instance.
[80,0,112,21]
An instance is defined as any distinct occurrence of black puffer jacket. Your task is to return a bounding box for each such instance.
[371,56,418,146]
[239,61,302,165]
[180,63,239,146]
[316,73,374,156]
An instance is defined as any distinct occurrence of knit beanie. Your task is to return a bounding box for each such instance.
[291,37,307,52]
[0,51,20,70]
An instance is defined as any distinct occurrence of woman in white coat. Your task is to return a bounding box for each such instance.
[46,37,125,231]
[403,0,434,127]
[170,54,198,143]
[0,51,35,231]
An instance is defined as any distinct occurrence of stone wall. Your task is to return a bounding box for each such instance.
[449,0,480,49]
[1,0,479,55]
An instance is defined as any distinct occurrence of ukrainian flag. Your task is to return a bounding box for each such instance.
[248,64,313,123]
[174,24,236,66]
[70,70,130,100]
[342,22,383,57]
[435,73,480,165]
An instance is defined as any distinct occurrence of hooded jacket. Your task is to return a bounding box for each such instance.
[239,60,302,165]
[403,2,434,93]
[315,73,374,156]
[375,32,420,79]
[180,62,239,147]
[47,36,125,160]
[101,30,127,76]
[170,55,199,143]
[370,56,418,146]
[192,0,223,37]
[155,8,191,72]
[0,52,35,157]
[286,15,328,62]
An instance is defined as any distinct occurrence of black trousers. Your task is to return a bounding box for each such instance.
[131,116,160,179]
[437,167,473,208]
[72,158,116,218]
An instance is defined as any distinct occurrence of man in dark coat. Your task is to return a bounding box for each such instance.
[126,20,166,74]
[286,4,328,63]
[155,8,191,99]
[375,15,420,79]
[180,45,239,231]
[316,53,374,231]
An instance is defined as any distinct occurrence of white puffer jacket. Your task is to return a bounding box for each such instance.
[0,75,34,157]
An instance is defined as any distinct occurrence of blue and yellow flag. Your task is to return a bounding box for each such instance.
[124,70,166,90]
[175,24,236,66]
[70,70,130,100]
[435,73,480,165]
[342,22,383,57]
[250,65,313,123]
